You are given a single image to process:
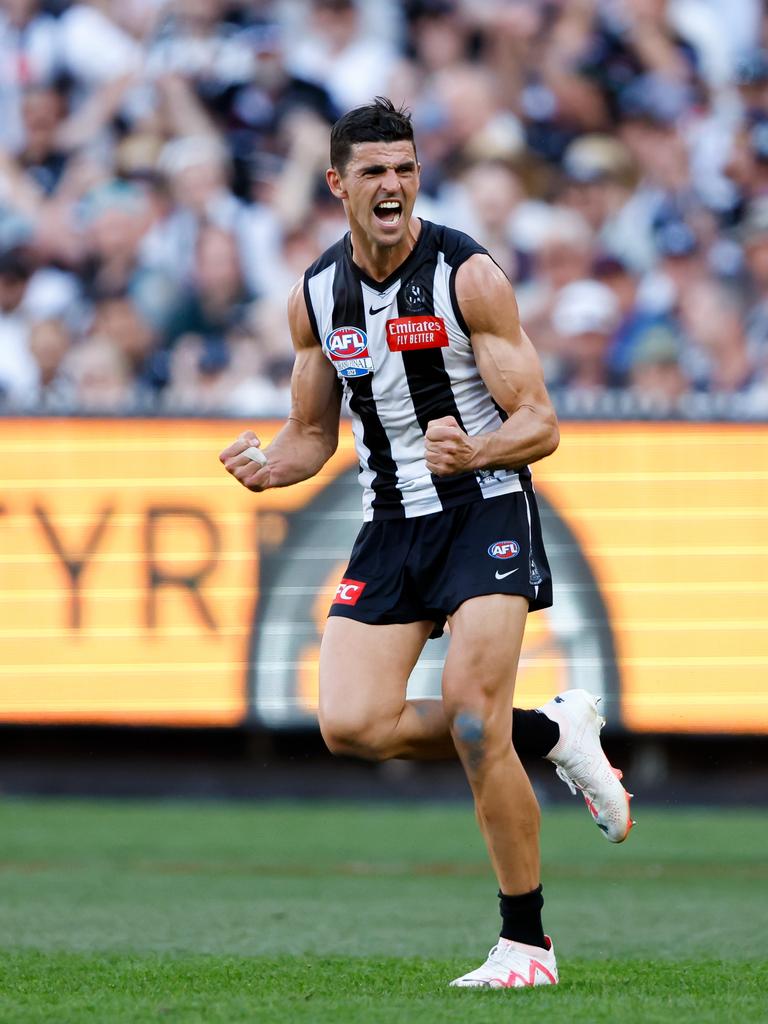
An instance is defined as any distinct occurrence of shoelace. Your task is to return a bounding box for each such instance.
[483,945,519,969]
[555,764,582,797]
[555,763,598,801]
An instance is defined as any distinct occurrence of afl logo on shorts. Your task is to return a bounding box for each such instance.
[488,540,520,560]
[324,327,374,378]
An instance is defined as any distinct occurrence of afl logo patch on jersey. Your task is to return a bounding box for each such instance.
[385,315,449,351]
[324,326,374,378]
[488,540,520,560]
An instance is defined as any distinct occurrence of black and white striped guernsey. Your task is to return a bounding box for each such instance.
[303,219,533,521]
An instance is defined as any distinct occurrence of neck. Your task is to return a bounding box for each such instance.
[348,218,422,282]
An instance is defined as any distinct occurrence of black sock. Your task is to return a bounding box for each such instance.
[512,708,559,758]
[499,885,546,948]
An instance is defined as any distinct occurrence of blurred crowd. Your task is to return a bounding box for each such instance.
[1,0,768,417]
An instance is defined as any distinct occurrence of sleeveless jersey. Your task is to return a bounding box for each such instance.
[303,219,533,521]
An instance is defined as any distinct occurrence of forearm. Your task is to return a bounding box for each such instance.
[262,416,338,488]
[470,404,559,471]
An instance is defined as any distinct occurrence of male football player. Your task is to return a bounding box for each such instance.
[221,98,632,988]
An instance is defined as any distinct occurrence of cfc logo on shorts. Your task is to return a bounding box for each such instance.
[488,540,520,560]
[333,578,367,605]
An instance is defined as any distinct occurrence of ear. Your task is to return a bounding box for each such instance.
[326,166,347,200]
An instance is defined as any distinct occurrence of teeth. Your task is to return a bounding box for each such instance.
[378,201,400,209]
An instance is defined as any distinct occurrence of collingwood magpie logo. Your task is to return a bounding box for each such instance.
[403,281,426,312]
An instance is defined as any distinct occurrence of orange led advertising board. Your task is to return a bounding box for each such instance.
[536,423,768,734]
[0,419,766,733]
[0,418,355,725]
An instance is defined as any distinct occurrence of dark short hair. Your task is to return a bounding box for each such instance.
[330,97,416,171]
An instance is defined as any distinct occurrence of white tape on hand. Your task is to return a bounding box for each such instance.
[243,446,267,466]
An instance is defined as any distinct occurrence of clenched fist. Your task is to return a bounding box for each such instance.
[219,430,272,492]
[424,415,478,476]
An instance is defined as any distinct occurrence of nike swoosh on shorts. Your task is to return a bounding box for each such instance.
[495,569,519,580]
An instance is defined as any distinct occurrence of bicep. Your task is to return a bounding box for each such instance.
[456,255,551,415]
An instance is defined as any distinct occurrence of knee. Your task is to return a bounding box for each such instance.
[447,705,491,773]
[443,683,492,743]
[319,708,394,761]
[445,693,510,776]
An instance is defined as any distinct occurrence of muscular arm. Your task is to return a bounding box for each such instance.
[219,280,342,491]
[424,254,559,476]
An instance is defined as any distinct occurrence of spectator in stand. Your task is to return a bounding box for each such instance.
[88,288,158,404]
[64,332,136,412]
[288,0,398,113]
[0,246,38,407]
[550,278,622,393]
[26,316,73,409]
[518,207,595,382]
[226,19,338,197]
[0,0,764,415]
[638,219,709,319]
[679,279,764,397]
[162,223,250,360]
[77,179,155,297]
[725,113,768,229]
[162,330,231,413]
[476,0,609,162]
[17,83,70,197]
[155,219,302,411]
[615,76,700,270]
[140,133,282,302]
[733,49,768,124]
[558,134,642,270]
[402,0,470,78]
[0,0,61,151]
[145,0,254,115]
[442,160,528,282]
[424,63,524,185]
[594,254,681,382]
[740,198,768,365]
[627,323,689,409]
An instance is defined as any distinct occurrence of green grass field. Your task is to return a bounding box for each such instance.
[1,800,766,1023]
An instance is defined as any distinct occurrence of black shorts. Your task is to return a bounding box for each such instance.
[328,491,552,639]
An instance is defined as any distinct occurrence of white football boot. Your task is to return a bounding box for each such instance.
[539,689,635,843]
[450,936,558,989]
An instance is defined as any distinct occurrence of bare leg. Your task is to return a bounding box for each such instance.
[443,594,540,895]
[319,617,556,764]
[319,617,455,759]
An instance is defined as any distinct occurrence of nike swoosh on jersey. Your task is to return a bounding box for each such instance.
[369,304,390,315]
[494,569,519,580]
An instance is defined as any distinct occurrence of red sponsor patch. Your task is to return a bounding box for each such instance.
[386,315,449,351]
[333,578,367,605]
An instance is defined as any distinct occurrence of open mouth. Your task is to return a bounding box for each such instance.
[373,200,402,226]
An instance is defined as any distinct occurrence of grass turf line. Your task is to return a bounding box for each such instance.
[2,952,766,1024]
[1,801,766,1022]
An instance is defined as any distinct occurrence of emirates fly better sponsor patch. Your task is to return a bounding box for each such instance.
[386,315,449,351]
